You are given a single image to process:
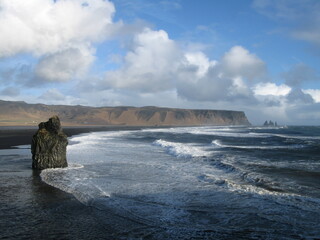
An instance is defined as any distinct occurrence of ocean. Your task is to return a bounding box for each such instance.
[39,125,320,239]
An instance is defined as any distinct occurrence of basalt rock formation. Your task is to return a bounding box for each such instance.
[31,116,68,170]
[263,120,278,127]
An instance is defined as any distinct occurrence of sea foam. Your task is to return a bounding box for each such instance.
[153,139,210,158]
[212,139,304,150]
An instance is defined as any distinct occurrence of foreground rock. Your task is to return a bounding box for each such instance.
[31,116,68,170]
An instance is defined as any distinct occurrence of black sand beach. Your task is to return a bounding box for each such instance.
[0,126,150,240]
[0,126,145,149]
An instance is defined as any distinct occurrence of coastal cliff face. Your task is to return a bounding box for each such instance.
[0,100,250,126]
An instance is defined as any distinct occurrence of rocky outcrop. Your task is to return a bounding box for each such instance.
[31,116,68,170]
[263,120,278,127]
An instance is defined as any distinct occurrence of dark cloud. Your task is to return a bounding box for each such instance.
[176,65,233,102]
[0,63,33,87]
[282,63,319,87]
[38,89,66,101]
[0,87,20,97]
[286,102,320,124]
[287,88,314,104]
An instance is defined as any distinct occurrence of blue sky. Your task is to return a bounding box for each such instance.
[0,0,319,125]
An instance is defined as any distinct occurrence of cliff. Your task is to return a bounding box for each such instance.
[0,100,250,126]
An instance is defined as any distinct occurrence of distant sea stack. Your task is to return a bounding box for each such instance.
[0,100,251,126]
[31,116,68,170]
[263,120,278,127]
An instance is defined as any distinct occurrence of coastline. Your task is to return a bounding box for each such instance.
[2,125,195,239]
[0,126,147,239]
[2,125,319,239]
[0,125,147,149]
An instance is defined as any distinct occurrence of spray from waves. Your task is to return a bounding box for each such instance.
[153,139,211,158]
[212,140,304,150]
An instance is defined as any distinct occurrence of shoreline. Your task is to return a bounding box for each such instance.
[0,154,115,239]
[0,126,133,239]
[0,124,251,149]
[0,125,188,239]
[0,125,148,149]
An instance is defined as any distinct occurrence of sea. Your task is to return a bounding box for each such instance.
[40,125,320,239]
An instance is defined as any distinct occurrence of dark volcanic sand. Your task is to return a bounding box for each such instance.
[0,126,150,240]
[0,126,145,149]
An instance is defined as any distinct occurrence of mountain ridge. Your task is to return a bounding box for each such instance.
[0,99,251,126]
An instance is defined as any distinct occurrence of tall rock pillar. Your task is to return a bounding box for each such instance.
[31,116,68,170]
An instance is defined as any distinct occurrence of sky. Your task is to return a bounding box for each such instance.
[0,0,319,125]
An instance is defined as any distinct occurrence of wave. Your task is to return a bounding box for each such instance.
[41,165,110,204]
[142,126,234,137]
[248,126,287,130]
[68,131,135,149]
[247,131,320,141]
[143,126,320,144]
[144,126,312,141]
[272,133,320,140]
[70,131,133,142]
[196,169,320,212]
[43,163,85,170]
[153,139,210,158]
[222,177,320,212]
[212,140,304,150]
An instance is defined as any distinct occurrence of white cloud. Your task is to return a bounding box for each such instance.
[253,82,291,96]
[302,89,320,103]
[184,51,217,78]
[104,28,183,92]
[102,28,266,103]
[34,45,95,82]
[176,46,266,102]
[0,0,115,57]
[221,46,266,81]
[230,76,251,97]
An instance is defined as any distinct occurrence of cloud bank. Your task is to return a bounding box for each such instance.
[0,0,319,125]
[0,0,115,57]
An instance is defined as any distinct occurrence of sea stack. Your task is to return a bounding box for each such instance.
[31,116,68,170]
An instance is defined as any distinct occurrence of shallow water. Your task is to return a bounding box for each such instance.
[38,126,320,239]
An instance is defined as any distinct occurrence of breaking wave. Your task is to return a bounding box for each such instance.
[212,139,304,150]
[152,139,210,158]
